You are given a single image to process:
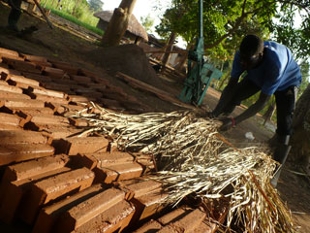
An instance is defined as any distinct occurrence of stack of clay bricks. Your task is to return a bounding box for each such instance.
[0,46,222,232]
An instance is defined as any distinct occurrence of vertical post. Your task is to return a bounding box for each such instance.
[199,0,203,39]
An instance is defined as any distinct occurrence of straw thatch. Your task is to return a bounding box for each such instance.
[94,10,148,41]
[67,101,298,233]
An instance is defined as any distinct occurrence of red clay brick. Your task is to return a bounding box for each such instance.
[27,114,70,126]
[0,92,31,102]
[20,53,48,63]
[40,125,83,141]
[91,151,135,165]
[0,67,20,76]
[31,93,69,105]
[133,219,163,233]
[1,154,69,183]
[53,136,110,155]
[32,184,104,233]
[45,102,85,115]
[170,208,207,232]
[54,188,125,232]
[22,72,52,83]
[75,200,135,233]
[69,74,92,84]
[0,143,55,166]
[40,82,74,94]
[118,178,162,200]
[16,107,55,119]
[0,112,22,127]
[73,87,103,99]
[0,167,71,224]
[157,207,189,226]
[192,220,217,233]
[157,224,180,233]
[68,94,91,103]
[2,73,40,87]
[0,47,19,58]
[0,130,48,144]
[19,167,95,225]
[27,86,67,99]
[69,154,98,170]
[130,190,168,223]
[0,123,22,130]
[1,98,45,108]
[95,162,143,184]
[0,154,69,203]
[0,82,23,94]
[68,118,90,127]
[42,66,66,78]
[49,60,81,75]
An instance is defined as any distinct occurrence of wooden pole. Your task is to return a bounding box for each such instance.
[33,0,54,29]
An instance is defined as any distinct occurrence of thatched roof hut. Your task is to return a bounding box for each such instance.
[94,10,149,43]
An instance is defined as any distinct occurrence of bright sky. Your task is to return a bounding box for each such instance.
[101,0,171,31]
[101,0,188,47]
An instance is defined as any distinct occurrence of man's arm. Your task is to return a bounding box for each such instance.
[235,92,271,124]
[211,78,238,117]
[219,92,270,131]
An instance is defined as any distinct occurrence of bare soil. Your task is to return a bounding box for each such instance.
[1,2,310,232]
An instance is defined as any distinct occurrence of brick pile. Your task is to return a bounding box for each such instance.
[0,46,222,232]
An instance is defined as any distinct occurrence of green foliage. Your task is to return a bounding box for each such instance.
[40,0,101,30]
[88,0,103,12]
[158,0,310,65]
[140,14,155,33]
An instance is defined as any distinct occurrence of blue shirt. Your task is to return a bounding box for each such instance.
[231,41,302,95]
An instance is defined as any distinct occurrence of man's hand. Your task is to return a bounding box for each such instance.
[219,117,236,131]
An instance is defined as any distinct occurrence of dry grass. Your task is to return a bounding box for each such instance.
[67,102,298,233]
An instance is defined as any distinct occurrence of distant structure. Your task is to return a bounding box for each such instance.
[94,10,148,44]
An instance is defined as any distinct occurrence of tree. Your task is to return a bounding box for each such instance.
[101,0,137,46]
[291,84,310,172]
[140,14,154,33]
[88,0,103,12]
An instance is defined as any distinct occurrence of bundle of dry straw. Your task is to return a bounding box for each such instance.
[68,102,297,232]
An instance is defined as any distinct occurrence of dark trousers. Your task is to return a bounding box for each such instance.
[8,0,22,27]
[219,78,297,136]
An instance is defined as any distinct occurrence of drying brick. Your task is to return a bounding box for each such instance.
[130,190,168,223]
[170,208,207,232]
[0,112,22,127]
[54,187,125,232]
[95,162,143,184]
[53,136,110,155]
[0,47,19,58]
[1,154,69,183]
[0,143,55,166]
[32,93,69,105]
[133,219,163,233]
[2,73,40,87]
[19,167,95,225]
[0,130,48,144]
[27,86,67,99]
[74,200,135,233]
[0,82,23,94]
[91,151,135,165]
[32,184,104,233]
[0,167,71,224]
[118,178,162,200]
[1,98,45,108]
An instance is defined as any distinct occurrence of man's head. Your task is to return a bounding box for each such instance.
[239,34,264,69]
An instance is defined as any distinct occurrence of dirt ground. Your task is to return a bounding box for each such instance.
[1,2,310,232]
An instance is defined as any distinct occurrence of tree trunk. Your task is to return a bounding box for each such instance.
[290,83,310,174]
[101,0,137,46]
[160,32,177,73]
